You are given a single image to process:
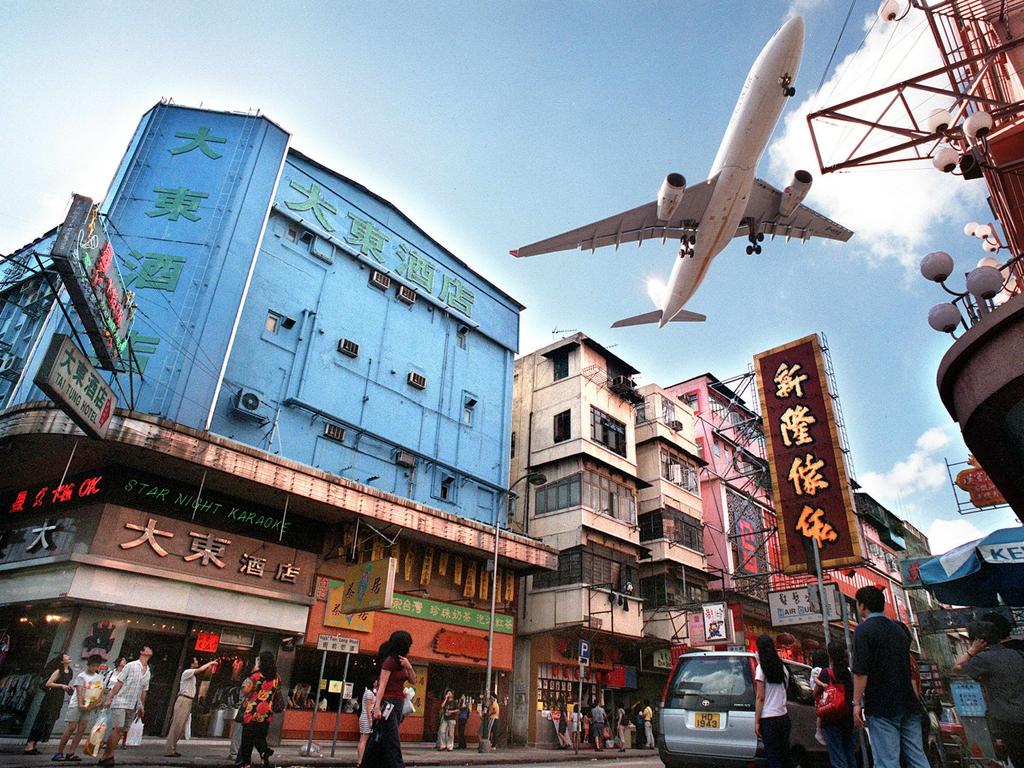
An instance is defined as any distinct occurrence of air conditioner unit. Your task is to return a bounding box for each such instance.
[670,464,684,484]
[337,338,359,358]
[0,355,21,380]
[232,389,267,422]
[323,423,346,443]
[369,270,391,291]
[407,371,427,390]
[611,375,635,389]
[395,450,417,468]
[669,420,684,431]
[396,285,417,305]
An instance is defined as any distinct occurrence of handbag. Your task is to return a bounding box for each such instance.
[271,683,287,714]
[126,715,145,746]
[815,669,850,723]
[84,711,108,757]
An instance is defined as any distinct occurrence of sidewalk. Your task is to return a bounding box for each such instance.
[0,738,659,768]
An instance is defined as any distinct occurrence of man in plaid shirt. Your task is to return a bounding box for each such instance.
[100,647,152,766]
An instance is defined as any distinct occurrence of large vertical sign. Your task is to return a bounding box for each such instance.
[754,334,863,575]
[50,195,134,368]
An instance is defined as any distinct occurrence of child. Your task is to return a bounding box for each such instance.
[55,654,105,762]
[810,648,830,747]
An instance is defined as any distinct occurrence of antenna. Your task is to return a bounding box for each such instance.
[552,327,578,338]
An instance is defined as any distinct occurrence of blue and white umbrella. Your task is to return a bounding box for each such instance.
[914,527,1024,606]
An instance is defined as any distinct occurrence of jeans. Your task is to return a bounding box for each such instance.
[455,717,467,748]
[760,714,792,768]
[439,719,456,750]
[866,713,929,768]
[823,723,858,768]
[235,720,269,766]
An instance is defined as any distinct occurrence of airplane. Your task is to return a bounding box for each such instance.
[510,16,853,328]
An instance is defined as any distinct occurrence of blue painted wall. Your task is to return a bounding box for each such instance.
[208,152,521,524]
[2,104,521,526]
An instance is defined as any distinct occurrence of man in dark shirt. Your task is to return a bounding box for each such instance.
[851,586,929,768]
[954,613,1024,768]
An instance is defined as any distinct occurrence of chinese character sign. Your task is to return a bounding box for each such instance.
[33,334,118,439]
[339,557,396,614]
[754,335,862,574]
[49,196,135,368]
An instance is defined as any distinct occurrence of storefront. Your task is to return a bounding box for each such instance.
[0,467,319,739]
[281,539,517,745]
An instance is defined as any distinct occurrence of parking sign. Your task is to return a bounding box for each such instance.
[578,638,590,666]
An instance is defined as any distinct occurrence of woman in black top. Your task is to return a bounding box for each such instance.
[24,654,73,755]
[816,640,857,768]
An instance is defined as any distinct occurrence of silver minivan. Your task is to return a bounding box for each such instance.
[658,651,827,768]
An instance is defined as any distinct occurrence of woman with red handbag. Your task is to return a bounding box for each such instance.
[815,641,857,768]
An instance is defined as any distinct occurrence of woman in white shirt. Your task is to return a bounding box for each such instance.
[754,634,791,768]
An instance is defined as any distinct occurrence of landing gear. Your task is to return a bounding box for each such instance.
[745,220,763,254]
[780,74,796,97]
[678,233,697,258]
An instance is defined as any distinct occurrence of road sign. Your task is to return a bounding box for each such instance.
[578,638,590,666]
[317,634,360,655]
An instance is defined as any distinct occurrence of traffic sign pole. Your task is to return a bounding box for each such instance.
[330,651,352,756]
[305,650,328,755]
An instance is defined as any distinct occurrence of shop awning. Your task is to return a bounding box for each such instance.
[910,526,1024,606]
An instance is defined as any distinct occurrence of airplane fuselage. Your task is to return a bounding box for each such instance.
[659,16,804,326]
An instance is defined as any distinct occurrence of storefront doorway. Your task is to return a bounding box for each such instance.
[120,626,187,736]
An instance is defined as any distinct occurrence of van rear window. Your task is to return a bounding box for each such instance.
[668,656,751,698]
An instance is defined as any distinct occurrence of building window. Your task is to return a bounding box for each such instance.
[681,391,699,411]
[534,474,581,516]
[462,393,477,426]
[456,326,468,349]
[265,312,281,334]
[638,511,664,542]
[581,470,636,524]
[712,439,722,458]
[436,474,457,502]
[590,407,627,456]
[641,575,668,608]
[662,398,677,424]
[534,545,636,590]
[533,548,583,589]
[551,348,569,381]
[510,431,516,459]
[660,450,700,494]
[553,410,571,443]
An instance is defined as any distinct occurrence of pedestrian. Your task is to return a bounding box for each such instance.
[102,658,128,752]
[851,586,929,768]
[235,651,280,768]
[23,653,73,756]
[438,689,458,751]
[486,694,500,749]
[557,700,570,749]
[100,647,152,767]
[356,680,377,768]
[642,700,654,749]
[456,694,469,749]
[616,702,628,753]
[810,648,829,746]
[165,657,218,757]
[53,654,105,761]
[755,634,791,768]
[815,640,857,768]
[367,630,417,768]
[590,699,607,751]
[954,614,1024,768]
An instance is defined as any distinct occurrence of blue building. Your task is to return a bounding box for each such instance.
[0,102,522,525]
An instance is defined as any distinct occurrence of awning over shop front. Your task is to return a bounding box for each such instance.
[909,526,1024,606]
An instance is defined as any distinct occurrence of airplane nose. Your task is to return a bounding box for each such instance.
[781,15,804,43]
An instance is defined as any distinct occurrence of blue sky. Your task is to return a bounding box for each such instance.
[0,0,1017,552]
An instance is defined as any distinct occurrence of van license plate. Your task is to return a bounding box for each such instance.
[694,712,721,729]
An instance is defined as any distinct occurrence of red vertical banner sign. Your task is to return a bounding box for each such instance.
[754,334,863,575]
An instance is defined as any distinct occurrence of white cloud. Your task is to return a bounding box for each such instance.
[925,517,983,554]
[860,425,953,507]
[787,0,826,20]
[769,8,985,269]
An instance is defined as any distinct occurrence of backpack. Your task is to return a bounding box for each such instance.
[815,668,849,724]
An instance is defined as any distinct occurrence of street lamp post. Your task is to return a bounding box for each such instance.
[479,469,546,753]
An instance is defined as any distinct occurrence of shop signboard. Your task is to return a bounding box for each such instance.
[702,602,732,643]
[49,194,135,368]
[384,594,514,634]
[338,557,396,614]
[916,606,1015,635]
[33,334,117,439]
[652,648,673,669]
[754,334,863,575]
[687,612,706,646]
[898,557,930,589]
[768,585,841,627]
[194,631,220,652]
[324,580,374,632]
[89,507,317,599]
[955,458,1006,508]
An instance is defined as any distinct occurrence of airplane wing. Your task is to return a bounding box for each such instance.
[737,178,853,242]
[511,177,720,257]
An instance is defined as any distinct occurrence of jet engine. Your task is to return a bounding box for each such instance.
[778,170,813,217]
[657,173,687,221]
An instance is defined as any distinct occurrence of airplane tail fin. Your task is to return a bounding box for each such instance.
[610,308,706,328]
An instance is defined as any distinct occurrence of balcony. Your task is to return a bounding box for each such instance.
[643,538,705,571]
[521,581,644,638]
